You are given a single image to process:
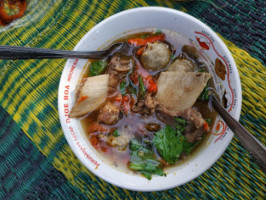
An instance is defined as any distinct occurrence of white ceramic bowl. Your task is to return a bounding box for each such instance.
[58,7,242,191]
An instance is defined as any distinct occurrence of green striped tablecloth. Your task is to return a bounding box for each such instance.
[0,0,265,199]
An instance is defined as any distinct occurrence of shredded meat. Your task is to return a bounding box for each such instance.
[145,93,158,112]
[184,121,205,143]
[132,100,145,113]
[178,108,205,128]
[156,105,205,143]
[155,110,176,127]
[158,106,204,128]
[97,102,120,125]
[132,93,159,115]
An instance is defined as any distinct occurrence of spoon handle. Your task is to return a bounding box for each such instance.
[0,45,106,59]
[211,95,266,173]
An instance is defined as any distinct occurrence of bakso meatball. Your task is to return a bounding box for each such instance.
[167,58,196,72]
[97,102,120,125]
[141,42,171,71]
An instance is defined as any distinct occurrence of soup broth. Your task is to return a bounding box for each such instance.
[71,29,217,179]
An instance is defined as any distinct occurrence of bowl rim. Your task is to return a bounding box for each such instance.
[58,6,242,191]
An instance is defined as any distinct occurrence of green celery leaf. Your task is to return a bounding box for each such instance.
[89,60,107,76]
[153,125,185,164]
[141,171,152,180]
[183,139,201,155]
[129,139,165,180]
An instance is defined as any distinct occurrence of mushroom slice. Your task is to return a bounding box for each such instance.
[155,72,211,112]
[167,58,196,72]
[70,74,109,118]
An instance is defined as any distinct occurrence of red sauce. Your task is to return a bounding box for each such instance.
[0,0,27,26]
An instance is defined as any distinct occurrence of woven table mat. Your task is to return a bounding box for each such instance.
[0,0,265,199]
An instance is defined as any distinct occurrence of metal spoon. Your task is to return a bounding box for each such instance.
[0,42,125,59]
[210,94,266,173]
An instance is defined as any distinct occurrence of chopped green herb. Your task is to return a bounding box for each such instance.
[199,86,209,101]
[183,139,200,155]
[142,137,152,146]
[129,139,165,180]
[170,54,176,60]
[174,117,186,134]
[140,33,151,39]
[153,125,185,164]
[130,139,142,151]
[198,68,206,73]
[155,29,162,35]
[128,86,137,95]
[127,81,137,96]
[206,118,212,125]
[119,81,127,95]
[89,60,107,76]
[113,130,120,137]
[138,76,146,99]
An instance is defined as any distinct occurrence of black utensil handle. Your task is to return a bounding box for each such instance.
[212,95,266,173]
[0,46,106,59]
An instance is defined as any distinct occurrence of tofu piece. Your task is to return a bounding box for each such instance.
[69,74,109,118]
[155,72,211,112]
